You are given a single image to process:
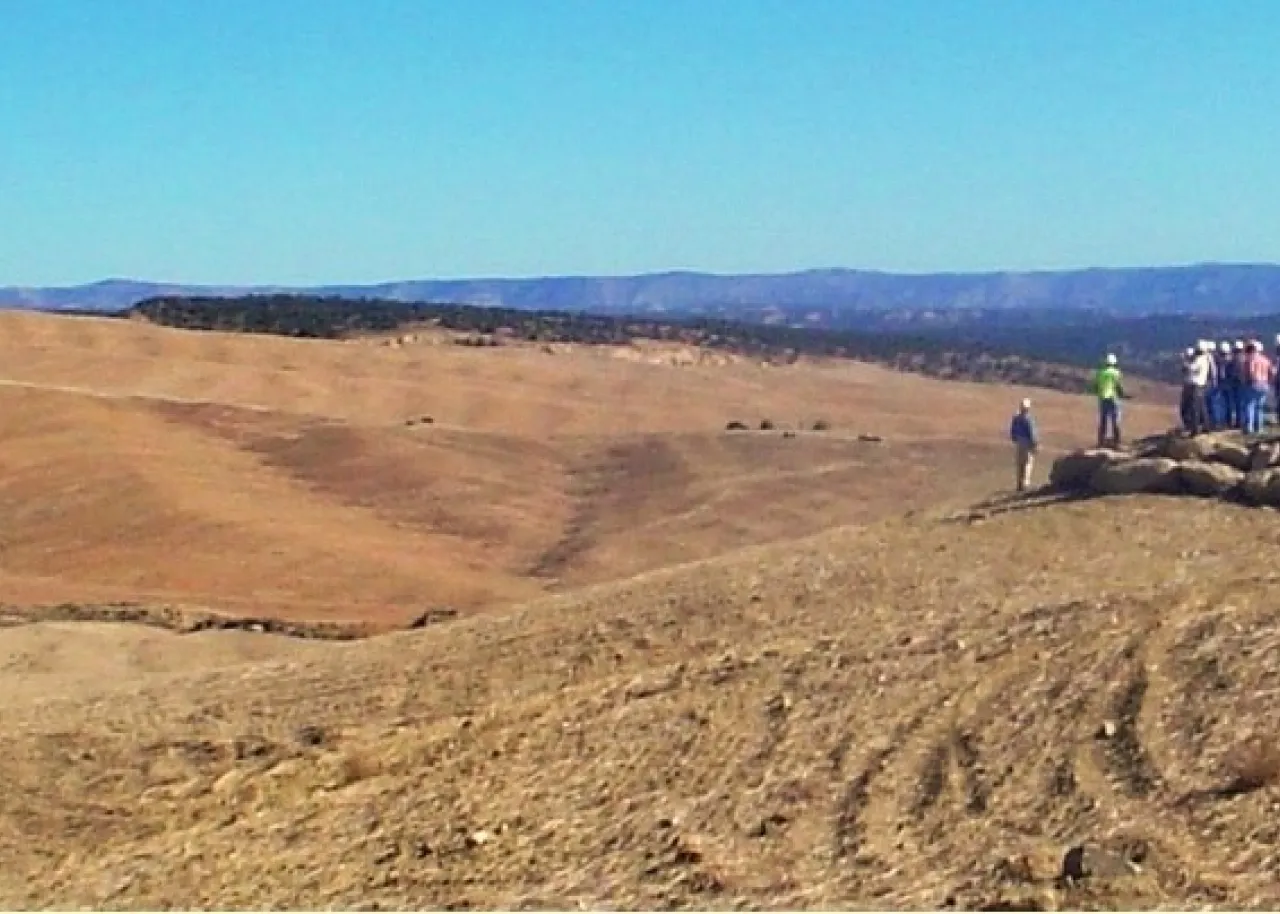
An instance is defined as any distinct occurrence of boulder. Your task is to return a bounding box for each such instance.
[1160,432,1248,466]
[1161,434,1213,462]
[1241,468,1280,506]
[1049,449,1125,490]
[1060,838,1149,881]
[1249,440,1280,472]
[1061,843,1133,881]
[1211,441,1253,471]
[1179,460,1244,498]
[1089,458,1182,495]
[1125,434,1168,459]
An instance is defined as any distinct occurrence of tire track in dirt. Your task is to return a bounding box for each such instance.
[828,589,1239,908]
[1064,597,1235,903]
[889,656,1047,901]
[830,704,934,867]
[830,644,1044,902]
[1133,599,1280,904]
[1104,664,1160,799]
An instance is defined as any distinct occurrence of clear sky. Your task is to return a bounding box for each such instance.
[2,0,1278,285]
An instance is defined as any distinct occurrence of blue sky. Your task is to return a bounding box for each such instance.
[2,0,1278,285]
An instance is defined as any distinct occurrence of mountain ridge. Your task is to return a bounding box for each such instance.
[7,261,1280,319]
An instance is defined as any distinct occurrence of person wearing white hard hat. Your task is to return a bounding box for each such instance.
[1242,339,1275,435]
[1200,340,1222,429]
[1009,397,1039,492]
[1232,341,1249,429]
[1178,346,1195,430]
[1089,353,1125,448]
[1271,334,1280,423]
[1215,341,1239,429]
[1180,344,1212,435]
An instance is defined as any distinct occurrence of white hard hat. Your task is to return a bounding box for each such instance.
[1235,340,1246,350]
[1185,346,1196,357]
[1020,397,1031,410]
[1220,341,1232,353]
[1105,353,1118,366]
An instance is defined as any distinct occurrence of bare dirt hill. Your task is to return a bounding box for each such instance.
[0,309,1225,910]
[0,310,1175,624]
[0,493,1277,909]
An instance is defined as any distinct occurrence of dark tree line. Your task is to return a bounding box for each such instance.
[127,294,1123,395]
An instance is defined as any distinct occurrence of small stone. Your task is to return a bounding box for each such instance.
[765,694,792,715]
[295,724,327,747]
[1061,842,1137,881]
[1097,720,1118,740]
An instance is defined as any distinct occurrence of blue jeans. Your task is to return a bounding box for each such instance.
[1223,383,1241,428]
[1243,386,1269,435]
[1209,387,1229,428]
[1097,398,1121,446]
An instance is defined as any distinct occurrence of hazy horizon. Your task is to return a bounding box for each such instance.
[12,259,1280,292]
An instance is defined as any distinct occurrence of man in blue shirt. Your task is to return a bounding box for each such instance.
[1009,397,1039,493]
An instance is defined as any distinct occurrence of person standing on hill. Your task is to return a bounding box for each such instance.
[1271,334,1280,423]
[1090,353,1125,448]
[1217,341,1239,429]
[1178,346,1196,431]
[1242,340,1275,435]
[1009,397,1039,492]
[1201,341,1221,429]
[1233,340,1249,428]
[1180,343,1212,436]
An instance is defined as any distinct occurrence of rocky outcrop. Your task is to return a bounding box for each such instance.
[1049,431,1280,506]
[1242,468,1280,505]
[1090,457,1182,495]
[1180,460,1246,497]
[1048,448,1126,489]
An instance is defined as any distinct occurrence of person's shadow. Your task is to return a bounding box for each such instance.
[947,485,1099,524]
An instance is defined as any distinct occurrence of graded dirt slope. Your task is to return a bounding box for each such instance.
[0,310,1175,624]
[1,491,1278,910]
[0,382,552,622]
[0,621,335,706]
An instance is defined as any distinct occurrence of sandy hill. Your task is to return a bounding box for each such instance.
[0,309,1172,623]
[1,495,1279,909]
[1,309,1242,910]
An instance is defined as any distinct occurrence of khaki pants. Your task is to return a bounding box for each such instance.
[1014,443,1035,491]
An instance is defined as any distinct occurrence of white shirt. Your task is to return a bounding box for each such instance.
[1184,353,1211,387]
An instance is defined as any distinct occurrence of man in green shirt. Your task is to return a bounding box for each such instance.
[1090,353,1126,448]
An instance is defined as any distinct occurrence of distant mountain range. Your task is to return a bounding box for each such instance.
[6,263,1280,327]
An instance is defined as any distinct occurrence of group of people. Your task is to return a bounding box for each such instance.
[1177,338,1278,436]
[1006,337,1280,493]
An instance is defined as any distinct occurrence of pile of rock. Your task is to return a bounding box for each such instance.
[1049,431,1280,505]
